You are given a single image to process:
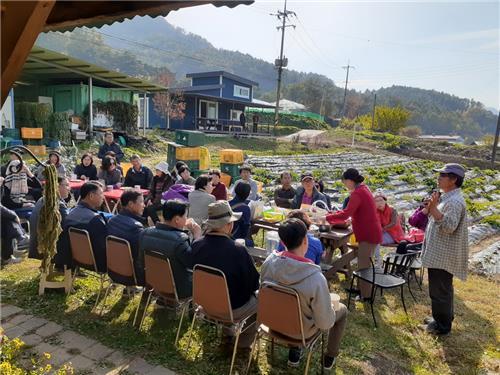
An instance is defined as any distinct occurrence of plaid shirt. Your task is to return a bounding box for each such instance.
[422,188,469,280]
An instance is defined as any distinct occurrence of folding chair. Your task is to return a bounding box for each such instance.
[139,250,192,346]
[68,227,107,311]
[246,281,324,375]
[99,236,142,322]
[347,251,420,327]
[185,264,256,375]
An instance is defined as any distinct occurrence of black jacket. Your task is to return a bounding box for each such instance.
[97,142,124,162]
[73,164,98,180]
[191,233,259,309]
[291,186,330,210]
[140,223,194,299]
[124,166,153,189]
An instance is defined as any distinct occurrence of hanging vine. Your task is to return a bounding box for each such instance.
[37,164,62,274]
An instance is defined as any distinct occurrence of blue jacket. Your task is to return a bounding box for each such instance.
[278,233,324,265]
[107,209,145,284]
[97,142,124,162]
[58,202,108,272]
[229,197,252,245]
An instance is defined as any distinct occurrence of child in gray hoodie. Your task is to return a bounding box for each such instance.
[260,218,348,370]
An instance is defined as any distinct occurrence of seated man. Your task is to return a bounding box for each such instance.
[1,203,29,266]
[58,182,107,272]
[97,132,124,162]
[291,172,329,210]
[123,155,153,189]
[29,177,70,260]
[108,190,146,285]
[261,218,348,370]
[229,181,253,246]
[230,165,259,201]
[274,171,296,209]
[277,210,324,265]
[140,200,201,299]
[191,201,260,348]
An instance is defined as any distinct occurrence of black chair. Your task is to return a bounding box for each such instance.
[347,251,420,327]
[384,248,423,299]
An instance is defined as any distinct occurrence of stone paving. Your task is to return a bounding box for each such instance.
[1,303,176,375]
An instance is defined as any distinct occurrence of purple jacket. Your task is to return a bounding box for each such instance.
[162,184,193,203]
[408,207,429,231]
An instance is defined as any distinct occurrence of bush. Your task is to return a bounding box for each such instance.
[400,126,422,138]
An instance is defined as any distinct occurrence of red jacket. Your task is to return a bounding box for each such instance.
[326,184,382,244]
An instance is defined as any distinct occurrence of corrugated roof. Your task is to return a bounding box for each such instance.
[21,46,166,92]
[186,70,259,87]
[44,1,254,32]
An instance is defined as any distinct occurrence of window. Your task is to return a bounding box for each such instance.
[230,110,242,121]
[199,100,218,119]
[233,84,250,99]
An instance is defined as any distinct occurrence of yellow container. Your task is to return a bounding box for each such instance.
[21,127,43,139]
[176,146,200,161]
[219,149,244,164]
[199,147,211,170]
[121,162,132,176]
[220,172,232,187]
[27,145,46,156]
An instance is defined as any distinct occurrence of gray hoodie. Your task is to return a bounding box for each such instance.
[260,252,335,339]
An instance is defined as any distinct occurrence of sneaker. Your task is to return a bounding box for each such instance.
[1,256,23,266]
[323,355,336,370]
[16,235,30,249]
[418,321,449,336]
[423,316,435,325]
[287,348,302,367]
[354,295,372,303]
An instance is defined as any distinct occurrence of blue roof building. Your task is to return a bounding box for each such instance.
[148,71,274,131]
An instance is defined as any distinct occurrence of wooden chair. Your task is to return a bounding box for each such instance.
[347,252,420,327]
[139,250,192,345]
[246,281,325,375]
[99,236,142,322]
[68,227,107,311]
[185,264,256,375]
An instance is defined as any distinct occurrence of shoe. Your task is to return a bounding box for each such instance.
[16,235,30,249]
[288,348,302,367]
[1,256,23,266]
[354,295,372,303]
[344,287,360,296]
[323,355,336,370]
[418,322,449,336]
[423,316,435,324]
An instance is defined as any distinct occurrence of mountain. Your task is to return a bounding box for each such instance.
[35,16,496,137]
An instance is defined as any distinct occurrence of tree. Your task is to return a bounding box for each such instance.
[400,125,422,138]
[151,69,186,127]
[371,106,410,134]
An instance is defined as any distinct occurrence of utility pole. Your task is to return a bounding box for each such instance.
[371,93,377,129]
[341,61,354,117]
[492,111,500,165]
[272,0,295,132]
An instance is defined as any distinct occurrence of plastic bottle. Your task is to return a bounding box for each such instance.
[264,231,280,254]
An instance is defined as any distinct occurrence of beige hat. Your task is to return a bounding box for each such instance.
[204,201,242,230]
[155,161,170,175]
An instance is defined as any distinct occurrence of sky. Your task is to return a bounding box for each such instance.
[166,0,499,110]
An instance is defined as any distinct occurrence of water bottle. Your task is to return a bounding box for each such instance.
[265,231,280,255]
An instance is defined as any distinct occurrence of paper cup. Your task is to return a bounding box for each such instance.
[330,293,340,311]
[134,185,141,190]
[235,239,246,247]
[71,174,77,180]
[107,185,113,191]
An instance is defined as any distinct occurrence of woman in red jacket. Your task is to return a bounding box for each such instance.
[326,168,382,301]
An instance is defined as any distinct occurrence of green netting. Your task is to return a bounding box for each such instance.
[246,108,324,121]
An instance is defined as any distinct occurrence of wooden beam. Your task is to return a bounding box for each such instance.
[1,1,55,104]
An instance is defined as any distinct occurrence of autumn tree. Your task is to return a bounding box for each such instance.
[152,69,186,128]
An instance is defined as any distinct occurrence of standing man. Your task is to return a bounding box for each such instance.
[421,163,468,335]
[97,132,124,163]
[239,111,246,131]
[124,155,153,189]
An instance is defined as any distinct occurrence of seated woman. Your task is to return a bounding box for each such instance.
[97,155,122,187]
[1,159,35,213]
[408,194,434,231]
[315,179,332,210]
[277,209,324,265]
[36,151,66,181]
[177,165,195,186]
[74,153,98,180]
[188,175,215,226]
[229,181,253,246]
[144,161,174,224]
[374,192,405,244]
[1,204,30,265]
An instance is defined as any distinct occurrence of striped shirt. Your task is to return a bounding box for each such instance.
[422,188,469,281]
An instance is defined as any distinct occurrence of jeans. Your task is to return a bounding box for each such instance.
[428,268,454,333]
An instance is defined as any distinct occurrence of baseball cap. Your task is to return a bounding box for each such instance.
[300,172,314,181]
[433,163,465,178]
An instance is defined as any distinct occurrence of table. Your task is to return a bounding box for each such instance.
[103,188,149,213]
[69,179,86,190]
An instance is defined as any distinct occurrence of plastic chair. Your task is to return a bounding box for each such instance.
[68,227,107,310]
[139,250,192,345]
[99,236,142,321]
[185,264,256,375]
[246,281,324,375]
[347,251,420,327]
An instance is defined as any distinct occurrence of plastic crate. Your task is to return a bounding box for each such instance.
[27,145,46,156]
[21,127,43,139]
[167,142,183,166]
[199,147,211,170]
[220,172,232,187]
[177,159,200,171]
[220,163,242,178]
[8,139,24,146]
[192,169,210,178]
[176,146,201,161]
[175,130,206,147]
[2,128,20,139]
[219,149,244,164]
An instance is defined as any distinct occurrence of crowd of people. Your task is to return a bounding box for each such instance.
[0,131,469,367]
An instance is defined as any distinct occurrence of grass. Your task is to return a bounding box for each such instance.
[1,259,499,375]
